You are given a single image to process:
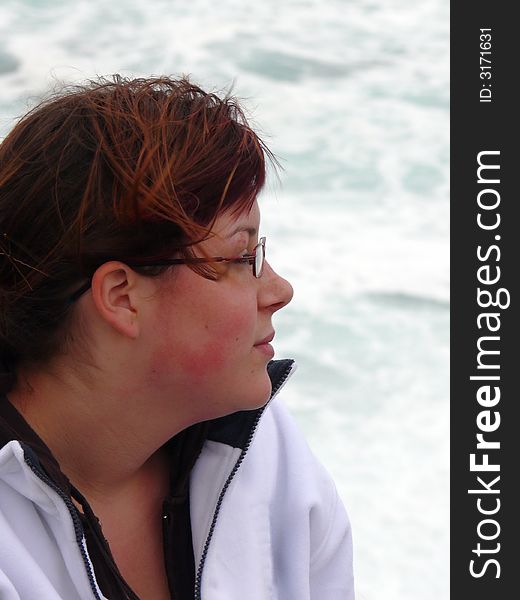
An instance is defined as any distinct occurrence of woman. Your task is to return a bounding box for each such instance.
[0,76,354,600]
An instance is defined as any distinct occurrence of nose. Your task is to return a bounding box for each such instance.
[259,260,294,312]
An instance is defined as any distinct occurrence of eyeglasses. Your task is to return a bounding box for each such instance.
[69,236,266,302]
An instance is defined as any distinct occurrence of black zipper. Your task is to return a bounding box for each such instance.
[70,484,142,600]
[22,447,103,600]
[193,360,294,600]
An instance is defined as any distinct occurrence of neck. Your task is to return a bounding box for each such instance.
[7,364,184,501]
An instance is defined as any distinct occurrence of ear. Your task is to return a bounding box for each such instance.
[90,262,143,339]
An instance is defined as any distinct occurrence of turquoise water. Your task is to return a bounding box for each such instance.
[0,1,449,599]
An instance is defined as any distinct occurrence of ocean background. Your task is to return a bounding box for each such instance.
[0,1,449,599]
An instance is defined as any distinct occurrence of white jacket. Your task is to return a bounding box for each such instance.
[0,359,355,599]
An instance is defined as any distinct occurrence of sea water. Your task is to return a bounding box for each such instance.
[0,1,449,598]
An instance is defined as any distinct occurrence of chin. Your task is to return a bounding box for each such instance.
[192,367,274,422]
[215,372,273,417]
[239,374,273,412]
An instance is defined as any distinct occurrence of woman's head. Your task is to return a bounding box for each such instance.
[0,75,291,405]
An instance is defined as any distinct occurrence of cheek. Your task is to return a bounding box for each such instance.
[178,341,230,377]
[149,309,255,380]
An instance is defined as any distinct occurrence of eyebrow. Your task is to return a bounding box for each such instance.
[226,226,258,238]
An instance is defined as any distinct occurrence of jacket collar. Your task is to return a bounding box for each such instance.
[207,358,296,448]
[0,358,296,490]
[0,392,72,493]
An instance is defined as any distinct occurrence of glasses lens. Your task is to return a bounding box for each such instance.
[255,238,265,278]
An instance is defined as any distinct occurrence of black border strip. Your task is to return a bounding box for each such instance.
[451,3,517,597]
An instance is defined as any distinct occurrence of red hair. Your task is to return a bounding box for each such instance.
[0,75,279,388]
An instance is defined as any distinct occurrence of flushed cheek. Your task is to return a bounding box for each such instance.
[150,314,254,381]
[178,339,235,378]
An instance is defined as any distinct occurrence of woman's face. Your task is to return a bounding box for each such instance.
[144,199,293,422]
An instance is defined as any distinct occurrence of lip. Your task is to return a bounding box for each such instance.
[254,331,275,346]
[253,331,276,358]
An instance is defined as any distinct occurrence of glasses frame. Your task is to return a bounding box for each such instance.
[69,236,266,302]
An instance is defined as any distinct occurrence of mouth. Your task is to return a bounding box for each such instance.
[254,331,275,358]
[254,331,275,346]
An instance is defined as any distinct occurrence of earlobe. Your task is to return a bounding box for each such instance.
[90,262,140,339]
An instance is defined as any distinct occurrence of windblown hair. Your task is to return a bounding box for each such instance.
[0,75,277,391]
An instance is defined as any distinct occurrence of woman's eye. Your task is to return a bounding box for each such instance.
[232,248,249,259]
[231,249,253,267]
